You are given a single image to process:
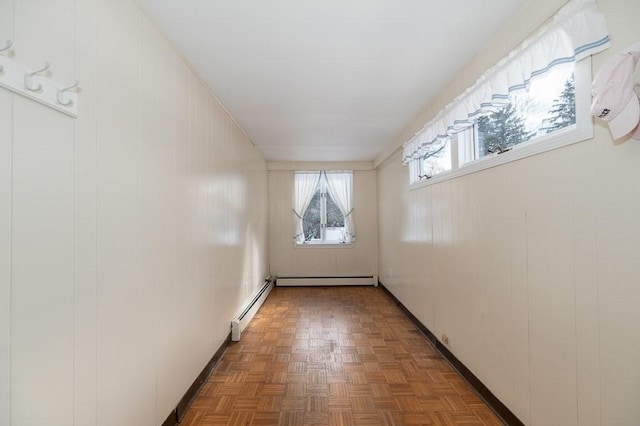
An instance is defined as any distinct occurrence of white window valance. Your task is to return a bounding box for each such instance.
[402,0,610,164]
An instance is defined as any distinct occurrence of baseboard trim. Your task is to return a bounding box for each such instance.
[161,410,178,426]
[275,276,375,286]
[162,333,232,426]
[378,282,524,426]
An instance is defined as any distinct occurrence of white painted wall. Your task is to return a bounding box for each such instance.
[0,1,268,425]
[268,165,377,277]
[376,0,640,425]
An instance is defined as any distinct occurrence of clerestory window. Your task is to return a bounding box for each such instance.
[404,0,610,186]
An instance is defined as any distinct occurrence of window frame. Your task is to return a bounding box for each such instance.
[409,57,593,190]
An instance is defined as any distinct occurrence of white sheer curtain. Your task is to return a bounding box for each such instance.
[402,0,610,164]
[293,172,321,243]
[325,172,355,243]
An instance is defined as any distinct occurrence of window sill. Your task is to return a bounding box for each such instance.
[295,241,354,248]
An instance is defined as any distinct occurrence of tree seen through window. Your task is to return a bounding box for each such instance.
[475,66,576,160]
[302,182,345,242]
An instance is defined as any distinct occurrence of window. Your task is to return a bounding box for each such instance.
[410,61,586,185]
[294,171,354,245]
[416,138,452,180]
[490,70,574,146]
[467,64,576,163]
[403,0,610,186]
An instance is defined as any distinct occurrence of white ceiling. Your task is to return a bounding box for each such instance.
[139,0,526,162]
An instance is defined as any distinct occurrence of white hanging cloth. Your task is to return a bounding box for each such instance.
[324,172,355,243]
[293,171,321,243]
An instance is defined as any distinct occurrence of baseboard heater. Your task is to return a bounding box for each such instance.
[231,276,274,342]
[275,275,378,287]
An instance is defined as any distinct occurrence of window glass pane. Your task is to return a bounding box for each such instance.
[325,191,346,242]
[477,102,534,157]
[537,70,576,134]
[477,62,575,159]
[419,138,451,178]
[325,193,344,228]
[302,189,321,241]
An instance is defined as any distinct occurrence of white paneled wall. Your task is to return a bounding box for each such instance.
[377,0,640,425]
[269,169,377,277]
[0,0,268,425]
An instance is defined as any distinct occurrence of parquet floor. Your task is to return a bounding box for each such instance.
[181,286,504,426]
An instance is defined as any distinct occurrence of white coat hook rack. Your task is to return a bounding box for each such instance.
[0,42,79,118]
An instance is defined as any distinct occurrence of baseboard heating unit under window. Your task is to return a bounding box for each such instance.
[275,275,378,287]
[231,276,274,342]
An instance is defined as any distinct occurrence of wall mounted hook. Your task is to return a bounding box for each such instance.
[0,40,13,71]
[57,80,79,106]
[24,62,50,92]
[0,40,13,54]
